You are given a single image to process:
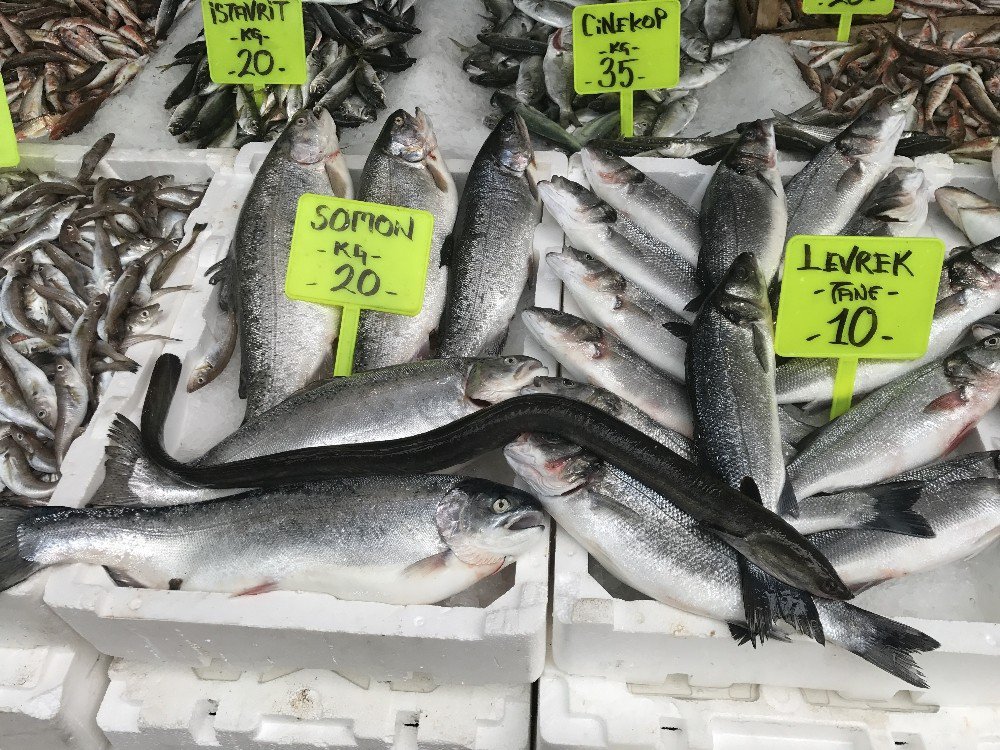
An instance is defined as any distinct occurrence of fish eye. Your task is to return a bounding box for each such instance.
[295,116,306,126]
[504,356,517,365]
[36,410,45,419]
[393,115,403,125]
[986,335,1000,348]
[561,378,574,386]
[56,364,64,372]
[492,497,511,513]
[197,376,205,384]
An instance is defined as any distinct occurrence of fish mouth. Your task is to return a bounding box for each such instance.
[505,510,546,531]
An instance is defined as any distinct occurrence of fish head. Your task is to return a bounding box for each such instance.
[728,120,777,176]
[519,375,623,414]
[963,334,1000,378]
[971,314,1000,341]
[489,112,534,177]
[522,307,606,359]
[379,108,435,164]
[0,250,32,275]
[537,177,614,228]
[711,253,769,325]
[503,433,597,497]
[838,90,913,160]
[942,245,1000,297]
[465,356,547,404]
[860,167,926,223]
[580,145,644,196]
[437,477,547,565]
[936,186,995,228]
[282,108,341,166]
[545,248,623,294]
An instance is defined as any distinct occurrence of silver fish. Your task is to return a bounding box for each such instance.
[935,186,1000,245]
[522,307,694,436]
[543,26,576,127]
[697,120,786,291]
[504,434,940,688]
[232,109,352,420]
[438,113,540,357]
[355,109,458,370]
[788,336,1000,498]
[2,476,547,604]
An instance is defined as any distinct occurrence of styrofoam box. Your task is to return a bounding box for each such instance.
[97,659,530,750]
[545,153,1000,706]
[536,662,1000,750]
[42,144,568,688]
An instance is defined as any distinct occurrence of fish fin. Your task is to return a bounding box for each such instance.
[751,324,772,374]
[231,580,279,597]
[683,292,707,314]
[327,167,352,200]
[727,622,791,645]
[738,557,825,646]
[777,473,799,518]
[91,415,149,507]
[403,550,451,578]
[923,390,966,413]
[858,481,934,538]
[944,422,976,455]
[661,320,692,342]
[836,159,869,193]
[104,566,147,588]
[691,143,730,165]
[0,503,59,591]
[818,600,938,688]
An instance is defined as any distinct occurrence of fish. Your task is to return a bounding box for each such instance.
[650,95,699,138]
[354,109,458,370]
[438,113,540,357]
[96,357,545,507]
[776,238,1000,405]
[935,186,1000,245]
[537,176,701,318]
[504,434,940,687]
[522,307,694,436]
[787,336,1000,498]
[580,146,701,265]
[547,248,689,381]
[543,26,576,127]
[0,475,547,604]
[230,108,352,420]
[785,92,914,239]
[840,167,929,237]
[697,121,787,291]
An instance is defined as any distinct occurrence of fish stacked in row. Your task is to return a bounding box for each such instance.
[770,0,999,30]
[792,21,1000,145]
[1,0,194,140]
[461,0,747,153]
[0,133,206,504]
[0,108,550,605]
[517,92,1000,687]
[163,1,420,147]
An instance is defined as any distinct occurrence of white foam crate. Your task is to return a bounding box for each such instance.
[41,143,568,688]
[96,659,530,750]
[545,154,1000,706]
[536,663,1000,750]
[0,644,110,750]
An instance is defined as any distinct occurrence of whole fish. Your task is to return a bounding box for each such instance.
[651,95,699,138]
[231,109,352,420]
[505,434,939,687]
[543,27,576,127]
[788,336,1000,498]
[580,146,701,265]
[1,476,547,604]
[776,238,1000,406]
[697,120,786,291]
[97,357,544,507]
[546,248,688,380]
[785,92,914,239]
[438,113,540,357]
[840,167,929,238]
[355,109,458,370]
[537,177,700,318]
[935,186,1000,245]
[522,307,694,436]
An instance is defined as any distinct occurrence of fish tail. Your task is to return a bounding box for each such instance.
[0,503,57,591]
[91,414,159,507]
[818,600,939,688]
[857,481,934,538]
[738,557,825,647]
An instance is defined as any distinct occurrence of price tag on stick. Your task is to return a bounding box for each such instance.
[774,235,944,420]
[201,0,307,85]
[801,0,894,41]
[572,0,680,138]
[0,80,19,168]
[286,194,435,377]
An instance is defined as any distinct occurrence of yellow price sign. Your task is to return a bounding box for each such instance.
[286,194,435,376]
[201,0,306,86]
[572,0,680,138]
[775,235,944,418]
[0,85,18,168]
[801,0,894,40]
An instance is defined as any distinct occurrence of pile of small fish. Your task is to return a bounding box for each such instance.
[513,91,1000,687]
[0,133,206,503]
[772,0,999,30]
[460,0,747,151]
[163,1,420,147]
[792,20,1000,145]
[1,0,195,140]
